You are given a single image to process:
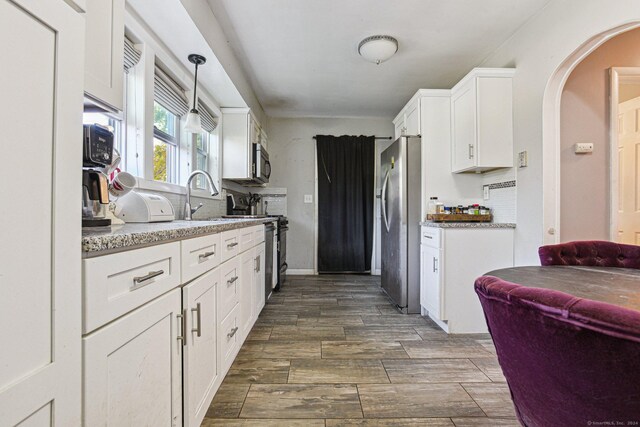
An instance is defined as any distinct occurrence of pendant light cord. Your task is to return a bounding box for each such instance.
[192,63,198,111]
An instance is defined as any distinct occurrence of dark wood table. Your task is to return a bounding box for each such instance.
[485,266,640,311]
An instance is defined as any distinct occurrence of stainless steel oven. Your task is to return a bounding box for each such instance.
[253,143,271,183]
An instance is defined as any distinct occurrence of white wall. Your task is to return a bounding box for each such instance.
[478,0,640,265]
[266,117,394,272]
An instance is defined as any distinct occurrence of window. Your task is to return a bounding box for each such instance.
[194,132,209,189]
[153,102,179,183]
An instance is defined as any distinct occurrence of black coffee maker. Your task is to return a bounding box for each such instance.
[82,124,114,227]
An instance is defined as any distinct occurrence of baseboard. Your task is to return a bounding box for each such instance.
[288,269,317,275]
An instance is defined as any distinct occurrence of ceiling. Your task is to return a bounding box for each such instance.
[206,0,551,118]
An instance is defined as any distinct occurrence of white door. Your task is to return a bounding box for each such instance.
[239,248,256,338]
[254,243,266,317]
[84,289,183,426]
[451,80,477,172]
[420,245,443,319]
[0,1,84,425]
[616,96,640,244]
[183,267,220,427]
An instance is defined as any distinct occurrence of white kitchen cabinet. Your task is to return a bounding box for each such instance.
[183,268,221,427]
[83,288,183,426]
[0,1,84,425]
[451,68,515,173]
[393,95,421,139]
[221,108,264,181]
[239,247,257,339]
[419,226,514,334]
[84,0,125,111]
[254,243,266,318]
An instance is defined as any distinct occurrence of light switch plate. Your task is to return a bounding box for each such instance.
[575,142,594,154]
[518,151,528,168]
[304,194,313,204]
[483,185,490,200]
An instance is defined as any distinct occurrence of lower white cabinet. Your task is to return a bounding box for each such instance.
[183,268,221,427]
[254,243,266,319]
[83,288,183,426]
[419,226,514,334]
[239,248,257,339]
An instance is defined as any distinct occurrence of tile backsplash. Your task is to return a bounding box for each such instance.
[483,179,516,224]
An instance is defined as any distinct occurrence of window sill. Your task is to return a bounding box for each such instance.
[136,177,224,201]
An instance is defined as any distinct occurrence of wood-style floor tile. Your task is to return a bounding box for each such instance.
[270,325,346,341]
[203,419,325,426]
[205,383,250,418]
[358,383,484,418]
[297,315,365,327]
[224,359,290,384]
[284,297,340,305]
[470,358,506,382]
[254,313,298,326]
[289,359,389,384]
[361,315,429,326]
[246,325,272,341]
[326,419,455,426]
[382,359,491,383]
[337,297,391,306]
[450,418,520,427]
[413,326,449,340]
[344,326,422,341]
[322,341,410,359]
[321,306,381,316]
[401,339,494,359]
[240,384,363,419]
[461,383,517,418]
[237,341,322,359]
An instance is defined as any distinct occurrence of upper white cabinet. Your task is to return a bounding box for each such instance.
[392,95,421,139]
[0,1,84,425]
[222,108,265,181]
[451,68,515,173]
[84,0,125,111]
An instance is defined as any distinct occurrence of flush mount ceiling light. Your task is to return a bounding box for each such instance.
[358,35,398,65]
[184,54,206,134]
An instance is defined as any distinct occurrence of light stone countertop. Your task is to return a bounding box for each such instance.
[82,218,276,257]
[420,222,516,229]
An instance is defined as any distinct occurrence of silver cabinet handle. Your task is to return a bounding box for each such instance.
[227,242,238,248]
[424,234,432,239]
[191,302,201,337]
[468,144,474,159]
[227,326,239,338]
[132,270,164,290]
[199,251,215,261]
[254,255,261,272]
[227,276,238,285]
[177,309,187,345]
[433,257,438,273]
[257,255,260,273]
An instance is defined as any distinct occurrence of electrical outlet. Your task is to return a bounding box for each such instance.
[483,185,490,200]
[518,151,528,168]
[304,194,313,204]
[575,142,594,154]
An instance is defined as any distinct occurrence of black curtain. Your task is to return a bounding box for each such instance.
[316,135,375,273]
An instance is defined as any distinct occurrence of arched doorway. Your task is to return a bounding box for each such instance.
[542,22,640,244]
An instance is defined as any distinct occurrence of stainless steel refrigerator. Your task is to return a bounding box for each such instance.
[380,136,421,314]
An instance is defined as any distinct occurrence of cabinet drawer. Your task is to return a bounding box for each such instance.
[83,242,181,333]
[253,224,265,245]
[220,229,240,263]
[421,227,441,248]
[238,226,256,253]
[181,233,221,283]
[220,303,240,372]
[219,257,241,320]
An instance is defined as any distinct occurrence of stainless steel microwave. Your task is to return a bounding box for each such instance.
[253,143,271,183]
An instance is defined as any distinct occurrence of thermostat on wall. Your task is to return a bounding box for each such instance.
[575,143,594,154]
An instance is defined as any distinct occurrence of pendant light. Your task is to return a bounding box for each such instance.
[184,54,206,134]
[358,35,398,65]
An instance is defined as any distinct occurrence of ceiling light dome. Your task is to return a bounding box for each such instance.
[358,35,398,65]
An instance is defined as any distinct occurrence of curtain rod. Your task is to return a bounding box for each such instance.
[312,136,393,140]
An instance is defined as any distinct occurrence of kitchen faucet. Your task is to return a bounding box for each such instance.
[184,170,219,220]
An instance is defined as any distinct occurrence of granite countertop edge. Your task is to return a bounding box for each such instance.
[82,218,276,257]
[420,221,516,229]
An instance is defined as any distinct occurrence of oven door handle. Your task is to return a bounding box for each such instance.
[281,262,288,272]
[264,160,272,179]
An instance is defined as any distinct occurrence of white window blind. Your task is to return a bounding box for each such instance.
[198,101,218,132]
[154,67,189,117]
[123,37,141,72]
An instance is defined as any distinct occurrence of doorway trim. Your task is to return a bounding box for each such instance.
[542,22,640,244]
[609,67,640,241]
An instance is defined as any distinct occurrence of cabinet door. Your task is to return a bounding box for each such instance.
[0,1,83,425]
[394,118,405,139]
[420,245,443,319]
[84,0,125,110]
[183,268,220,427]
[254,243,266,318]
[239,248,256,339]
[405,101,420,136]
[84,289,183,426]
[451,80,477,172]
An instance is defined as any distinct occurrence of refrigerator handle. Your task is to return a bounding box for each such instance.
[381,169,391,232]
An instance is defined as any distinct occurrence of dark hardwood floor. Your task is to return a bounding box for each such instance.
[202,275,518,426]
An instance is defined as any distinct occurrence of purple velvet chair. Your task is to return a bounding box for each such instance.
[538,240,640,269]
[475,275,640,426]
